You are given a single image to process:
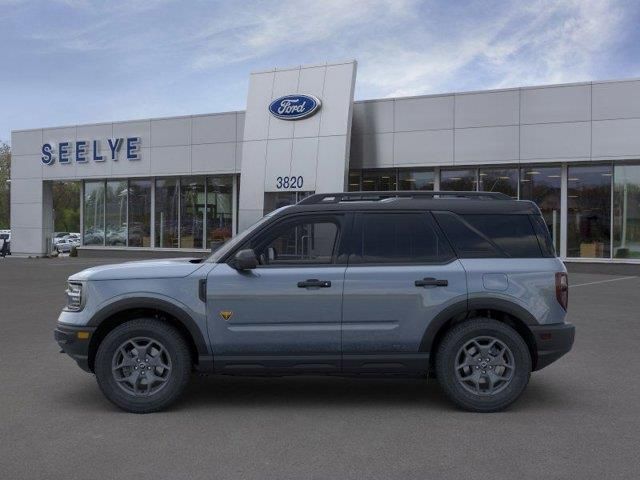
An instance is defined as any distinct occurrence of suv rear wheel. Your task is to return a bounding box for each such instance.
[95,319,192,413]
[436,318,531,412]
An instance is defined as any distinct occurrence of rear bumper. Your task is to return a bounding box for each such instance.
[530,322,575,371]
[54,324,96,373]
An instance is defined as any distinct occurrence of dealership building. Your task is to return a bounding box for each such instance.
[10,59,640,262]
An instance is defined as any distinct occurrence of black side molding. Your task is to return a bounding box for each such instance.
[199,279,207,302]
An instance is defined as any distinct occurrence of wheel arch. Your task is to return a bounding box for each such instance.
[422,298,539,372]
[86,298,211,373]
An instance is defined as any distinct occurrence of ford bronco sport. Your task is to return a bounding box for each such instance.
[55,191,574,413]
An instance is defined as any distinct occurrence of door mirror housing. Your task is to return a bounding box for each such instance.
[232,249,258,270]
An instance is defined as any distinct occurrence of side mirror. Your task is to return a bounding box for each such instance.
[232,249,258,271]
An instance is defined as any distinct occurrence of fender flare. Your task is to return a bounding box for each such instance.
[88,296,210,357]
[419,297,538,353]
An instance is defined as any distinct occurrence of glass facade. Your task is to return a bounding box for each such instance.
[128,179,152,247]
[105,180,127,246]
[398,169,435,190]
[83,175,235,249]
[479,168,518,198]
[83,181,105,245]
[520,166,561,254]
[613,165,640,259]
[264,191,313,215]
[440,169,477,191]
[567,165,612,258]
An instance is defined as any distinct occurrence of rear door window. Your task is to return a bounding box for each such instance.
[350,212,454,264]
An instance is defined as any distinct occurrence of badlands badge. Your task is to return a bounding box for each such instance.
[219,310,233,321]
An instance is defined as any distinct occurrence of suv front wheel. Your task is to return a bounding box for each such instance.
[95,319,192,413]
[436,318,531,412]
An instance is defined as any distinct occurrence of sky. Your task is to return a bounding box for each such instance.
[1,0,640,144]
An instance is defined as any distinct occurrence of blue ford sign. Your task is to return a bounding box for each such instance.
[269,94,321,120]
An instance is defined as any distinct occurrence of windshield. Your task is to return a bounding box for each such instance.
[207,206,291,263]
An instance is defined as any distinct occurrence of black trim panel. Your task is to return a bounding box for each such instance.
[530,322,575,371]
[467,297,539,325]
[214,355,341,374]
[54,324,97,372]
[342,353,429,374]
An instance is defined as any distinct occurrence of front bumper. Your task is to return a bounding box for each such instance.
[530,322,575,371]
[54,324,96,372]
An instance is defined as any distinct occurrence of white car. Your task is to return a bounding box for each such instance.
[55,237,80,253]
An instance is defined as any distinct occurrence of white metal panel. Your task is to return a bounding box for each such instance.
[236,113,245,142]
[352,100,394,134]
[350,133,394,168]
[394,95,454,131]
[263,139,293,191]
[521,122,590,161]
[151,117,191,147]
[294,66,325,138]
[592,118,640,158]
[319,62,357,137]
[11,129,43,156]
[268,68,300,140]
[191,114,236,145]
[10,178,43,204]
[150,145,191,175]
[243,72,275,141]
[455,125,519,164]
[238,140,268,230]
[316,135,350,192]
[110,147,151,177]
[455,90,519,128]
[113,120,151,147]
[592,80,640,120]
[521,85,591,124]
[394,129,453,166]
[290,137,319,190]
[11,154,42,180]
[74,123,113,178]
[192,142,236,173]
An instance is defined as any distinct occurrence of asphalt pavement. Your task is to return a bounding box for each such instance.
[1,256,639,480]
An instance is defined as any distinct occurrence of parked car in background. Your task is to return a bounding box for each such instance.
[55,237,81,253]
[0,230,10,256]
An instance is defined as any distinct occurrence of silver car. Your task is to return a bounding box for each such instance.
[55,191,574,413]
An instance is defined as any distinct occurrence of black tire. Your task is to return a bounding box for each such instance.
[95,319,192,413]
[435,318,531,412]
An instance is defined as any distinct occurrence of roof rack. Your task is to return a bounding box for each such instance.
[297,191,511,205]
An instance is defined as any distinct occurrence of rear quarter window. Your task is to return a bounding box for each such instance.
[434,212,546,258]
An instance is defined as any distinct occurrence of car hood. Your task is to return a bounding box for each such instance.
[69,258,206,281]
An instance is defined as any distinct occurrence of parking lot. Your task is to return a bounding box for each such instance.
[1,256,639,480]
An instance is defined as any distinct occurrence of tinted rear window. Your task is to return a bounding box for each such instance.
[351,212,454,264]
[434,212,545,258]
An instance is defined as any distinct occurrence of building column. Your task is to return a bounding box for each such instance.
[560,164,568,259]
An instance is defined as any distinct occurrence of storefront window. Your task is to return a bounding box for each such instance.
[398,169,435,190]
[440,169,477,191]
[361,169,397,191]
[180,177,205,249]
[348,171,361,191]
[155,178,179,248]
[263,191,313,216]
[567,165,612,258]
[128,179,151,247]
[613,164,640,259]
[83,181,105,245]
[520,166,561,254]
[105,180,127,246]
[206,176,233,249]
[479,167,518,198]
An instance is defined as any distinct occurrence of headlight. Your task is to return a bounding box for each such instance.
[64,282,83,311]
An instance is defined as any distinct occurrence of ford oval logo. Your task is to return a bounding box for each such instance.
[268,94,321,120]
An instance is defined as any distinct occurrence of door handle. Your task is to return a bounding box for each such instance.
[297,279,332,288]
[415,277,448,287]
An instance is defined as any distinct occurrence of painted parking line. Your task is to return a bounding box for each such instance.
[570,276,637,288]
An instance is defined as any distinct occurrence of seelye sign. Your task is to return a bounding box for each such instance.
[41,137,141,165]
[268,94,321,120]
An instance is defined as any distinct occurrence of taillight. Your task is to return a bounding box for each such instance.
[555,272,568,310]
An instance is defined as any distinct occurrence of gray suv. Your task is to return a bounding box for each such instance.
[55,191,574,413]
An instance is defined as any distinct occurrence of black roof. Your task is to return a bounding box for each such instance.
[277,191,540,216]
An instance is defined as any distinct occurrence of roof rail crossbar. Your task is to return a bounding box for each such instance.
[297,191,511,205]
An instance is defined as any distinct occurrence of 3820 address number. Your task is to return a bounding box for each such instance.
[276,176,304,189]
